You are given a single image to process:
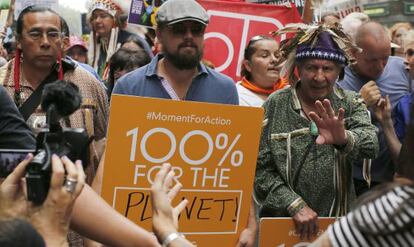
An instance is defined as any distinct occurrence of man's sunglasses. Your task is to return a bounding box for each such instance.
[170,23,205,36]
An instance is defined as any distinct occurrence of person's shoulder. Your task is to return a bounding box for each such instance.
[267,86,291,101]
[388,56,405,65]
[203,67,236,93]
[205,67,234,85]
[335,86,361,103]
[67,66,106,93]
[0,60,13,86]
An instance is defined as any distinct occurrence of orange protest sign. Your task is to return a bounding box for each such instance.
[259,217,336,246]
[102,95,264,246]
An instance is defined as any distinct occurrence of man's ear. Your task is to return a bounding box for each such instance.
[16,35,22,50]
[62,37,70,51]
[155,27,163,44]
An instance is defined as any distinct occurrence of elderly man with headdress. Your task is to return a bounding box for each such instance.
[254,25,379,240]
[88,0,153,79]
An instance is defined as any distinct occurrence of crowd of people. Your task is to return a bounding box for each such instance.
[0,0,413,246]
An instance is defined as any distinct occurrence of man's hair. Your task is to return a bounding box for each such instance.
[0,218,46,247]
[16,5,62,39]
[61,17,70,38]
[354,21,390,46]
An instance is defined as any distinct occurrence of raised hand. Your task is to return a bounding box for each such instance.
[372,95,391,124]
[359,80,381,107]
[308,99,347,146]
[151,163,188,244]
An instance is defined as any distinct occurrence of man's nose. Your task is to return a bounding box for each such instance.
[183,28,194,39]
[314,69,325,82]
[40,33,51,47]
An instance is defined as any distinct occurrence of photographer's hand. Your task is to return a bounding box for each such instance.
[151,163,193,247]
[0,153,33,217]
[30,155,85,247]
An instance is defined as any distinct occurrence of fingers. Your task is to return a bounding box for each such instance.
[174,198,188,215]
[293,207,318,240]
[313,218,320,239]
[302,221,309,240]
[364,80,376,87]
[310,100,335,120]
[315,135,326,145]
[308,111,323,127]
[322,99,335,118]
[168,182,182,201]
[360,80,381,107]
[50,154,65,190]
[62,156,77,182]
[314,100,328,119]
[61,158,85,197]
[376,98,384,107]
[154,163,171,190]
[385,95,391,110]
[337,108,345,122]
[163,170,175,192]
[3,153,33,186]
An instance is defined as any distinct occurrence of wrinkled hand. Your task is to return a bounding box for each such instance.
[372,95,391,123]
[359,80,381,107]
[151,163,188,243]
[308,99,347,146]
[1,154,85,247]
[236,227,256,247]
[292,206,318,240]
[29,155,85,242]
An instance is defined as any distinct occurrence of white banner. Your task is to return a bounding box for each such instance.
[322,0,364,19]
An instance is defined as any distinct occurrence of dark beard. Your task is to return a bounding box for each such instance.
[164,47,203,70]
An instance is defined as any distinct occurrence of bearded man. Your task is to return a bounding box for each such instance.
[113,0,238,104]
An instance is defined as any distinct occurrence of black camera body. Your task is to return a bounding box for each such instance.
[25,80,90,204]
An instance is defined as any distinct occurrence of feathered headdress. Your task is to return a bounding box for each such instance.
[88,0,124,17]
[271,23,361,84]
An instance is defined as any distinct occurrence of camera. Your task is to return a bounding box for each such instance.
[26,80,90,204]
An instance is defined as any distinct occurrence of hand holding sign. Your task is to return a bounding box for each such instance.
[292,206,319,241]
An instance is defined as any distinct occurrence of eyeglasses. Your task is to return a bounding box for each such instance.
[170,23,205,37]
[24,31,63,41]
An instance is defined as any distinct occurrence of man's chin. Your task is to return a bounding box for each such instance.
[34,61,55,70]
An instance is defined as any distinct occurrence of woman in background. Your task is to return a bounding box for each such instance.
[237,35,288,107]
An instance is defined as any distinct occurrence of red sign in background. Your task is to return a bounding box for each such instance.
[199,0,302,82]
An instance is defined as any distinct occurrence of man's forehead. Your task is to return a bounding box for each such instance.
[303,59,337,66]
[23,11,61,30]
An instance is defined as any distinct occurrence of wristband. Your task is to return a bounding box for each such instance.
[162,232,181,247]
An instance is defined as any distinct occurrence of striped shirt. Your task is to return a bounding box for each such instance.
[328,185,414,247]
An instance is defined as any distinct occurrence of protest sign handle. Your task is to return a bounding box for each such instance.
[302,0,314,24]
